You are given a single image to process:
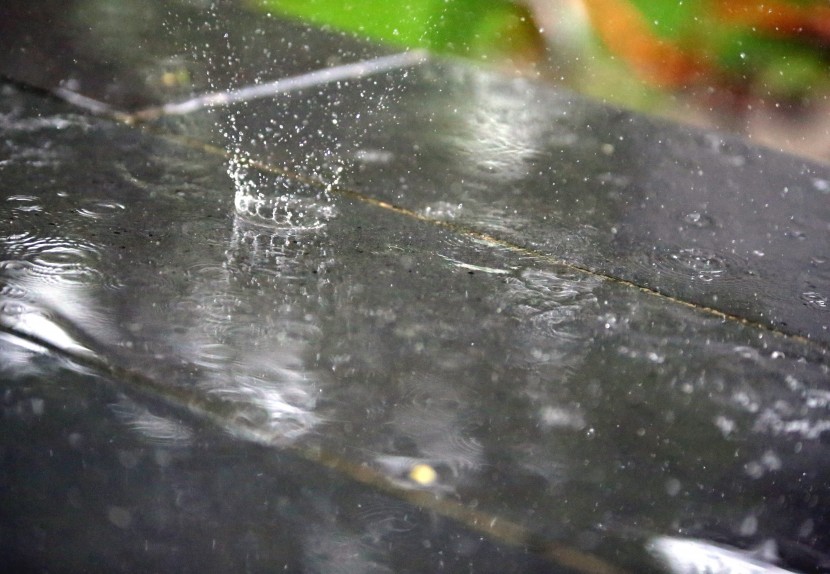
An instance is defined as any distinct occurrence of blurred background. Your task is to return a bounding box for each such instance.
[253,0,830,162]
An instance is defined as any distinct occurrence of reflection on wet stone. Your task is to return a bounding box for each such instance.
[111,396,193,448]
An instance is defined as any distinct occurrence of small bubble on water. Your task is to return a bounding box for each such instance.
[744,460,764,479]
[107,506,133,529]
[68,432,83,449]
[647,352,664,364]
[714,415,736,437]
[354,148,393,164]
[665,478,682,497]
[739,514,758,536]
[154,449,173,467]
[813,178,829,193]
[539,406,586,430]
[681,211,715,228]
[118,450,141,469]
[761,450,782,471]
[30,398,45,416]
[799,519,815,538]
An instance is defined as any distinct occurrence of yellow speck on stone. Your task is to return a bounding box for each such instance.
[409,463,438,486]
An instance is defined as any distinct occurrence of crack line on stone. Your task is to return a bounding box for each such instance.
[337,186,829,353]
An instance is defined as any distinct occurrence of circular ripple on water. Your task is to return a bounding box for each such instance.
[637,246,759,286]
[518,268,601,303]
[195,292,255,329]
[5,195,44,214]
[0,283,27,299]
[0,233,120,290]
[381,384,485,477]
[0,230,42,256]
[799,262,830,312]
[76,200,126,220]
[353,497,423,543]
[110,397,193,447]
[226,220,319,281]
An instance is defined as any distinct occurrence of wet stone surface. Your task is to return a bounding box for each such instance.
[2,1,830,573]
[204,61,830,344]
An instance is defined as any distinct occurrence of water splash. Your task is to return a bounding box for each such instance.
[150,24,426,231]
[228,150,339,230]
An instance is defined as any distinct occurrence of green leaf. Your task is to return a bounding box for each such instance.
[625,0,702,39]
[249,0,539,59]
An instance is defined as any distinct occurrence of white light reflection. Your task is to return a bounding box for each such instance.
[111,396,194,446]
[448,74,553,184]
[184,216,328,446]
[206,366,322,444]
[0,278,115,359]
[648,536,797,574]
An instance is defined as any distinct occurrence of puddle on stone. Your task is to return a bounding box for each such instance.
[644,245,758,285]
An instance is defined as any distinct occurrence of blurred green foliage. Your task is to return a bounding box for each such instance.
[250,0,829,103]
[250,0,541,61]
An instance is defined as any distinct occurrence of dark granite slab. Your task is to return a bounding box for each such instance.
[2,1,830,573]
